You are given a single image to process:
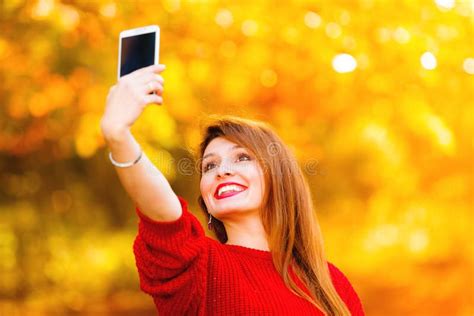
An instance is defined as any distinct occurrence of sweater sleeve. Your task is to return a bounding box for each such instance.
[328,262,365,316]
[133,196,208,315]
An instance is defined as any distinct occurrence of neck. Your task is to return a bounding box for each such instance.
[222,212,270,251]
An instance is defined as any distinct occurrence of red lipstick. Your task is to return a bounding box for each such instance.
[214,182,248,200]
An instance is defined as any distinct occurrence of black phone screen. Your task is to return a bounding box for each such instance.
[120,32,155,77]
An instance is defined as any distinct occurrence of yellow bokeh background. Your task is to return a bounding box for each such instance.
[0,0,473,315]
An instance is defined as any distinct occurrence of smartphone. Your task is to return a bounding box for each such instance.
[117,25,160,80]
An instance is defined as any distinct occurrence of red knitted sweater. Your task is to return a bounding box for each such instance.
[133,196,365,315]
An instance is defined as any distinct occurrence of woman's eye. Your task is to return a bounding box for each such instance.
[237,153,251,161]
[203,154,250,172]
[203,162,216,172]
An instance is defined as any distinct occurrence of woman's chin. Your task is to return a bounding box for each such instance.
[213,202,261,216]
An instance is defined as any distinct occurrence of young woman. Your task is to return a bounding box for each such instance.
[100,64,365,315]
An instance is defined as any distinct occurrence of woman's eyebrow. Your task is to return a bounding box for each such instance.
[202,145,242,160]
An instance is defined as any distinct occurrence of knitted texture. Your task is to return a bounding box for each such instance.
[133,196,365,315]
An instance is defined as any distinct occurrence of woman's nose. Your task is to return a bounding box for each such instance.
[216,162,234,178]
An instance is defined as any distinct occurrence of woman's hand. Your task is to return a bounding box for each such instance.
[100,64,166,140]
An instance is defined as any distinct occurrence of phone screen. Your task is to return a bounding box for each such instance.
[120,32,156,77]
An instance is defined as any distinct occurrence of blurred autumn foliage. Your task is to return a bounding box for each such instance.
[1,0,473,315]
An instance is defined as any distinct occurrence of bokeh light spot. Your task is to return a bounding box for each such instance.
[332,53,357,73]
[58,5,80,31]
[100,3,116,17]
[282,27,299,45]
[260,69,278,87]
[425,113,455,153]
[420,52,437,70]
[374,225,400,246]
[32,0,54,18]
[435,0,455,11]
[393,27,411,44]
[241,19,259,37]
[325,22,342,38]
[462,57,474,75]
[215,9,233,28]
[408,229,430,253]
[377,27,391,43]
[163,0,180,13]
[304,11,322,29]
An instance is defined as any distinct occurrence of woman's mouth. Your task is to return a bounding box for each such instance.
[214,184,248,200]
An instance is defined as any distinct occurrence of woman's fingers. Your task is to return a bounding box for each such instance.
[142,93,163,105]
[144,81,164,95]
[136,73,165,87]
[137,64,166,74]
[114,64,166,104]
[131,64,166,79]
[119,64,166,82]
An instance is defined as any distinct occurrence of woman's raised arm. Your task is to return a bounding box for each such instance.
[100,64,181,222]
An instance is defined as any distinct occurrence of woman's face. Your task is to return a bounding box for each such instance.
[200,137,266,219]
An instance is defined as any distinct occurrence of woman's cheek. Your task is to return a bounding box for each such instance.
[199,178,208,196]
[204,178,214,196]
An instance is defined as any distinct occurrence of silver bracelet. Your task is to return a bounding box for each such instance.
[109,149,143,168]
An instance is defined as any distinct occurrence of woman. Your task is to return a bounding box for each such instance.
[100,64,365,315]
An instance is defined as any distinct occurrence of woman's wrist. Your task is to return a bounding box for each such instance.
[102,125,142,167]
[101,123,131,144]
